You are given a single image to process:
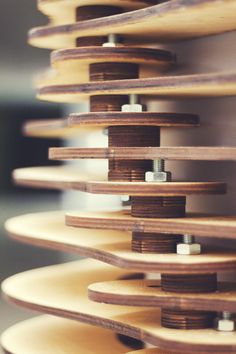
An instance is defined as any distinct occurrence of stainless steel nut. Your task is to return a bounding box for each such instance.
[217,319,235,332]
[121,103,143,112]
[177,243,201,255]
[145,171,171,182]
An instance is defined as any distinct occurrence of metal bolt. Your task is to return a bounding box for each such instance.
[183,234,194,244]
[153,159,165,173]
[145,159,171,182]
[217,312,235,332]
[177,234,201,255]
[121,94,143,112]
[102,33,121,47]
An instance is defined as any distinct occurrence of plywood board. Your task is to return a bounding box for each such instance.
[89,279,236,312]
[38,0,155,25]
[29,0,236,49]
[6,211,236,274]
[13,166,226,196]
[1,315,131,354]
[3,259,236,353]
[49,146,236,161]
[22,118,100,138]
[66,209,236,240]
[24,112,199,138]
[38,47,174,86]
[37,72,236,103]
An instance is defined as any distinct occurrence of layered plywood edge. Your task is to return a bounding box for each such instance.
[38,0,155,25]
[37,47,175,87]
[23,112,199,138]
[22,118,100,138]
[1,315,132,354]
[30,0,236,49]
[37,72,236,103]
[6,211,236,274]
[3,259,236,353]
[49,146,236,161]
[88,279,236,312]
[12,166,227,196]
[66,209,236,240]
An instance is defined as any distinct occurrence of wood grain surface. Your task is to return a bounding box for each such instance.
[38,0,155,26]
[38,47,175,86]
[13,166,226,196]
[23,112,199,138]
[49,146,236,161]
[69,112,200,127]
[88,279,236,312]
[6,211,236,274]
[66,209,236,240]
[1,315,131,354]
[3,259,236,353]
[22,118,100,138]
[29,0,236,49]
[37,72,236,103]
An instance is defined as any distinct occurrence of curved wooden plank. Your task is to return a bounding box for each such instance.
[89,279,236,312]
[66,209,236,240]
[13,166,226,196]
[3,260,236,353]
[37,72,236,103]
[69,112,200,128]
[22,118,100,138]
[23,112,199,138]
[7,212,236,274]
[1,315,131,354]
[29,0,236,49]
[49,146,236,161]
[38,0,155,25]
[38,47,174,86]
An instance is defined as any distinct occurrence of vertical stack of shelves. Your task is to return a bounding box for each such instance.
[2,1,236,353]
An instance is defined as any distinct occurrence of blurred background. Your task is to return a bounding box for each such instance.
[0,0,64,341]
[0,1,236,352]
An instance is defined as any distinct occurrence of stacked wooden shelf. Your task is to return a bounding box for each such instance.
[2,0,236,353]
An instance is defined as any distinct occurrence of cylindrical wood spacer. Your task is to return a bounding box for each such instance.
[131,196,186,218]
[132,232,182,253]
[90,63,139,81]
[108,126,160,181]
[76,5,123,47]
[161,308,215,330]
[90,95,129,112]
[161,274,218,293]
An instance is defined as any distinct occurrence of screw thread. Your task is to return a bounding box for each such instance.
[153,159,165,172]
[183,234,194,244]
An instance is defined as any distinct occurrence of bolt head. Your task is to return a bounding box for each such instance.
[121,104,143,112]
[177,243,201,255]
[217,319,235,332]
[145,171,171,182]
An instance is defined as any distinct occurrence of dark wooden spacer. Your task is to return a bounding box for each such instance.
[76,5,123,47]
[161,309,215,330]
[132,232,182,253]
[131,196,186,218]
[90,63,139,81]
[90,95,129,112]
[161,274,218,293]
[108,126,160,182]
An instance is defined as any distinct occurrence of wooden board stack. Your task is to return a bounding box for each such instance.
[2,1,236,353]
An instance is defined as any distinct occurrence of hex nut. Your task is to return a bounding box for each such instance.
[217,319,235,332]
[145,171,171,182]
[177,243,201,255]
[121,103,143,112]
